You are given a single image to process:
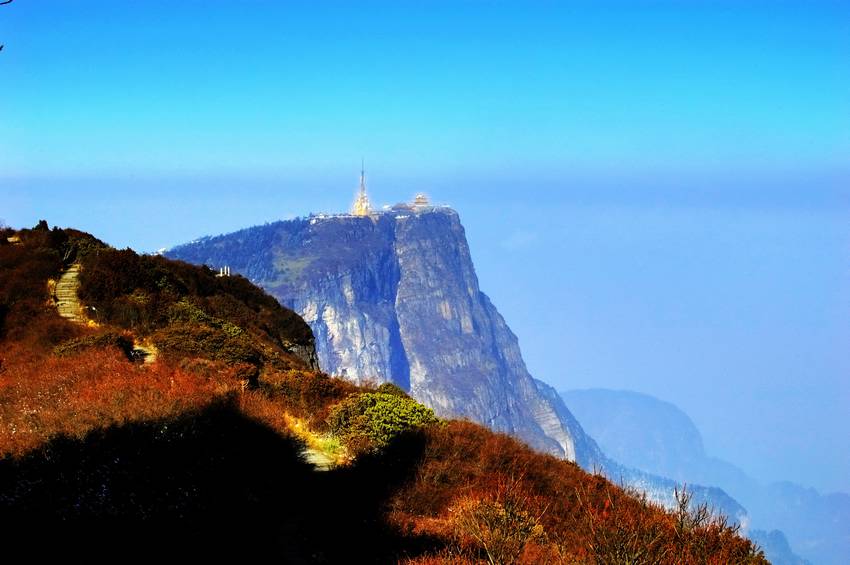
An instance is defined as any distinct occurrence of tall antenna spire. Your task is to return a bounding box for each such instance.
[352,158,372,216]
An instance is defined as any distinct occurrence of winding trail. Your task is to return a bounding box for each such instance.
[54,263,158,364]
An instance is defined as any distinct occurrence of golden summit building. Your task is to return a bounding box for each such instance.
[350,162,432,216]
[351,161,372,216]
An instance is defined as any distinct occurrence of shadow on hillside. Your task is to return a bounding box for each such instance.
[0,401,435,561]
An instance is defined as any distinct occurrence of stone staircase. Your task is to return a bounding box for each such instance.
[54,263,158,364]
[55,263,86,322]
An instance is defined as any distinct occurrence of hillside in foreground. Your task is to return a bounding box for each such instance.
[0,222,766,563]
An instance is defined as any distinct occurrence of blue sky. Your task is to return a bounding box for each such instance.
[1,1,848,492]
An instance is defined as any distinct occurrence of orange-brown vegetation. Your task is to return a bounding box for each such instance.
[0,342,240,458]
[259,368,359,429]
[0,223,766,563]
[388,421,764,563]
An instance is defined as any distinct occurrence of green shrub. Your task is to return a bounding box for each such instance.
[167,299,245,338]
[328,392,438,452]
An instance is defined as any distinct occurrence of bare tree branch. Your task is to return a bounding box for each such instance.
[0,0,12,52]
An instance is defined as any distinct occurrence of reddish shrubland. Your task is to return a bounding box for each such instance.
[260,368,360,429]
[0,342,242,458]
[0,224,316,463]
[387,420,765,563]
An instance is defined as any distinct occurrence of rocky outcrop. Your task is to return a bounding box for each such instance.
[168,208,604,464]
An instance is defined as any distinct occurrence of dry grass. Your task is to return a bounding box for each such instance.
[388,421,766,564]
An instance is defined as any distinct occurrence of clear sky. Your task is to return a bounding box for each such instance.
[1,1,848,493]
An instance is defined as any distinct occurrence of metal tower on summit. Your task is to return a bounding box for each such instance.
[351,159,372,216]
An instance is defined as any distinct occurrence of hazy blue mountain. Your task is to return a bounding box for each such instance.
[749,530,812,565]
[751,483,850,565]
[562,389,705,480]
[562,388,848,565]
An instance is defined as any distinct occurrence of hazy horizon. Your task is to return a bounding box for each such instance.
[2,1,848,494]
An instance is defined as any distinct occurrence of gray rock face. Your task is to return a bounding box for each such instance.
[168,208,604,464]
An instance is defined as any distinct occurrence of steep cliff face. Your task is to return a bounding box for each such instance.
[168,208,604,464]
[167,207,753,523]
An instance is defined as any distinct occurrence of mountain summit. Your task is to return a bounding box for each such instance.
[168,204,605,467]
[168,202,748,521]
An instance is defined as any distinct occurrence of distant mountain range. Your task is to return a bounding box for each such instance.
[562,388,849,565]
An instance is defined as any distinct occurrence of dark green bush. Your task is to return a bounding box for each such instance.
[76,247,313,352]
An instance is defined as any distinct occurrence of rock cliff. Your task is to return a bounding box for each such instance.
[168,207,604,464]
[167,206,749,524]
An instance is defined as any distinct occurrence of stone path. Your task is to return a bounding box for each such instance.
[302,447,335,472]
[54,263,158,364]
[55,264,86,322]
